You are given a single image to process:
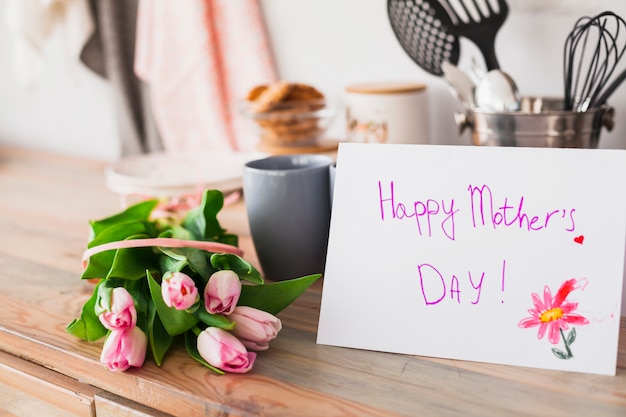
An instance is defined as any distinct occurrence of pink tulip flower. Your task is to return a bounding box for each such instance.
[98,287,137,330]
[197,327,256,373]
[161,271,199,310]
[100,327,147,371]
[230,306,282,351]
[204,270,241,315]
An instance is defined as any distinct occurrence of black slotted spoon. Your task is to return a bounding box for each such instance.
[426,0,509,71]
[387,0,461,76]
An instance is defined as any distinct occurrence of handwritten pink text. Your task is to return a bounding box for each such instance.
[468,184,576,232]
[378,181,458,240]
[418,259,507,306]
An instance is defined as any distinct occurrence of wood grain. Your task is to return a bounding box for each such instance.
[0,145,625,417]
[94,393,173,417]
[0,351,97,417]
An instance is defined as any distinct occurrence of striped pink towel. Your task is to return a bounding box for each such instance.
[134,0,277,152]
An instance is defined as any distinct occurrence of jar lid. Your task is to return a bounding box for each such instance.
[345,82,426,94]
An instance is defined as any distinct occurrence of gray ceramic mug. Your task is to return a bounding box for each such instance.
[243,154,333,281]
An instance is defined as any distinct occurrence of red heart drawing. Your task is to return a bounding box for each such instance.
[574,235,584,244]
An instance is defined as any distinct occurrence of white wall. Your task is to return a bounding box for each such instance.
[0,0,624,161]
[0,0,120,160]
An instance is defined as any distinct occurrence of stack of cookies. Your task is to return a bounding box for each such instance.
[244,81,331,148]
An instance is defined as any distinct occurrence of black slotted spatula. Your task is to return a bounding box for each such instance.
[425,0,509,70]
[387,0,461,76]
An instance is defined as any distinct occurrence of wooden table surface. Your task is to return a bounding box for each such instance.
[0,145,625,417]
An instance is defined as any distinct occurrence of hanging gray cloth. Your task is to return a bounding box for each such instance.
[80,0,162,156]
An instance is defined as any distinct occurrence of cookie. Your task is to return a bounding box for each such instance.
[285,83,324,101]
[250,81,293,113]
[246,84,267,101]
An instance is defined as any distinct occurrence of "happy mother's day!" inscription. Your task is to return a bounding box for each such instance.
[318,143,626,376]
[378,180,578,307]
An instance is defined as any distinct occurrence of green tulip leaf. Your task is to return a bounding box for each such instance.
[196,307,235,330]
[159,255,188,273]
[160,225,194,240]
[181,190,239,247]
[238,274,321,315]
[147,270,198,336]
[93,283,112,317]
[107,244,159,280]
[148,302,173,367]
[183,190,225,240]
[157,247,187,262]
[159,247,212,281]
[124,278,151,315]
[216,233,239,248]
[88,221,154,247]
[210,253,264,285]
[89,200,158,236]
[66,281,108,342]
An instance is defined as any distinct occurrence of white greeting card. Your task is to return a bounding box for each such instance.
[317,143,626,375]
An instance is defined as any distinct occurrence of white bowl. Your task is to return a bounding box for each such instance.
[105,150,262,198]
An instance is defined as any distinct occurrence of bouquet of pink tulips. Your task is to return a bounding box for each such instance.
[67,190,319,374]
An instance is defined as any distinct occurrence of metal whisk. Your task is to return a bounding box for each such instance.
[563,11,626,111]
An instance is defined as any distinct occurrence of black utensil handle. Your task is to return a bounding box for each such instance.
[480,44,500,71]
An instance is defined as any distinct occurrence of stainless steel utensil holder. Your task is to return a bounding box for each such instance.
[456,97,614,148]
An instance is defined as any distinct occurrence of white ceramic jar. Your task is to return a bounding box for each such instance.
[345,82,429,145]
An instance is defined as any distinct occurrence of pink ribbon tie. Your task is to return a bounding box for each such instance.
[82,237,244,269]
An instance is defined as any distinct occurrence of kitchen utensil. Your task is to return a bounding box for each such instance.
[474,69,521,111]
[442,60,476,108]
[387,0,461,76]
[425,0,509,71]
[580,13,626,108]
[563,11,626,111]
[469,56,487,84]
[596,64,626,106]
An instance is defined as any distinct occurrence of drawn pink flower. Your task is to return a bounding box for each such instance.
[518,278,589,345]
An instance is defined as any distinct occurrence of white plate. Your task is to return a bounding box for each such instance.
[105,151,263,197]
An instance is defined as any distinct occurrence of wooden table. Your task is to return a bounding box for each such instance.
[0,145,625,417]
